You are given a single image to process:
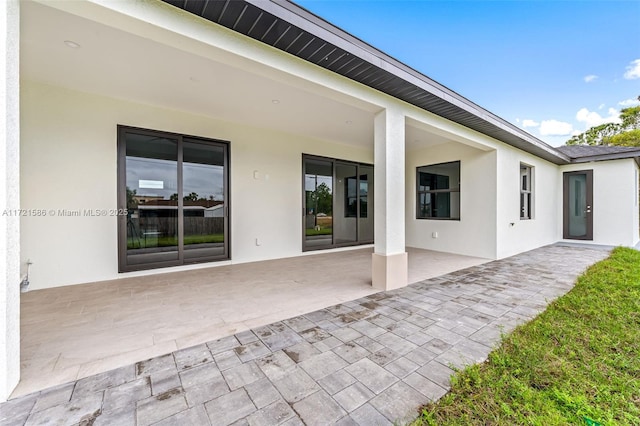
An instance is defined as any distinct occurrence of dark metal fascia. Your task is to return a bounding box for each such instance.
[243,1,570,164]
[568,152,640,164]
[164,0,571,165]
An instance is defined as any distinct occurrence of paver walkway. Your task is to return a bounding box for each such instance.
[0,244,609,426]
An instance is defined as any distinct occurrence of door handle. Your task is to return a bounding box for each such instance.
[585,205,591,214]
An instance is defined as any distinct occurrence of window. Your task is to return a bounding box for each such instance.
[344,175,369,218]
[345,176,357,218]
[117,126,229,272]
[520,164,533,219]
[416,161,460,220]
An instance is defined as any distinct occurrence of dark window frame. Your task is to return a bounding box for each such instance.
[344,174,369,219]
[117,125,230,272]
[520,163,533,220]
[416,161,461,220]
[344,175,358,218]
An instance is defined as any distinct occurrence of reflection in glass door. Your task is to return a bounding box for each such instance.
[358,165,374,242]
[304,158,333,249]
[303,155,374,251]
[335,163,358,245]
[123,133,179,266]
[118,127,228,271]
[183,140,226,261]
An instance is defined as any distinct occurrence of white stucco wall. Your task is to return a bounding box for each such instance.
[374,108,406,256]
[18,0,640,297]
[495,144,561,258]
[21,81,373,290]
[0,0,20,402]
[405,142,498,259]
[560,159,639,247]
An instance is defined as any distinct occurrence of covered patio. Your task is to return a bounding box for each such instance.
[1,244,610,426]
[15,247,487,398]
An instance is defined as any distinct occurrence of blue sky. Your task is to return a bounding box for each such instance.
[296,0,640,146]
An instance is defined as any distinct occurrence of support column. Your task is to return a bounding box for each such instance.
[372,108,408,290]
[1,0,20,402]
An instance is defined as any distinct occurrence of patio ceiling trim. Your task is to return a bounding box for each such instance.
[161,0,570,164]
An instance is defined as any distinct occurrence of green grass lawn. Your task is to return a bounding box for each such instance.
[305,227,333,236]
[414,247,640,426]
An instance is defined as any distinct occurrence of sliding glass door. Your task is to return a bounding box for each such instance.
[335,163,358,245]
[358,165,374,242]
[118,126,229,272]
[304,158,333,249]
[182,141,227,261]
[303,155,373,250]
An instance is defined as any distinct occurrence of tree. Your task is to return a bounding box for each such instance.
[607,129,640,147]
[184,192,199,202]
[307,182,332,215]
[126,187,138,210]
[566,102,640,147]
[620,105,640,129]
[566,122,619,146]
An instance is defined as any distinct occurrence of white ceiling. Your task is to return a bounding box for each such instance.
[20,1,456,151]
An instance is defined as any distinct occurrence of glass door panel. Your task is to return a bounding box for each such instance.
[358,165,374,242]
[119,127,229,272]
[335,163,358,245]
[183,140,227,260]
[302,156,374,251]
[125,133,179,266]
[563,170,593,240]
[304,158,333,249]
[568,174,587,237]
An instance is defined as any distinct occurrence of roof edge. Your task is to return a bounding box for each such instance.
[568,151,640,164]
[249,0,570,164]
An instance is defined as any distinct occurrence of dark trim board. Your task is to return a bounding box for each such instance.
[160,0,570,165]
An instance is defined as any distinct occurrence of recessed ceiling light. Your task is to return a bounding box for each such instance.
[63,40,81,49]
[271,99,280,104]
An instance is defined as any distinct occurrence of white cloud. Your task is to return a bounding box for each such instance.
[619,98,640,107]
[539,120,573,136]
[576,107,621,128]
[624,59,640,79]
[598,103,605,110]
[583,74,598,83]
[522,119,539,128]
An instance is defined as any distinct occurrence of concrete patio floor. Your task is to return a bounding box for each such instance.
[14,247,488,398]
[0,244,609,426]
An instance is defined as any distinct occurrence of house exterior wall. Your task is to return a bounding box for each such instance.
[495,144,561,258]
[20,81,373,290]
[8,0,640,405]
[0,0,20,403]
[405,142,498,259]
[560,159,640,247]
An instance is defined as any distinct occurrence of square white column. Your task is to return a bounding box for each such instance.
[0,0,21,402]
[372,108,407,290]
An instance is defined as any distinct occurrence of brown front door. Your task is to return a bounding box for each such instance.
[563,170,593,240]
